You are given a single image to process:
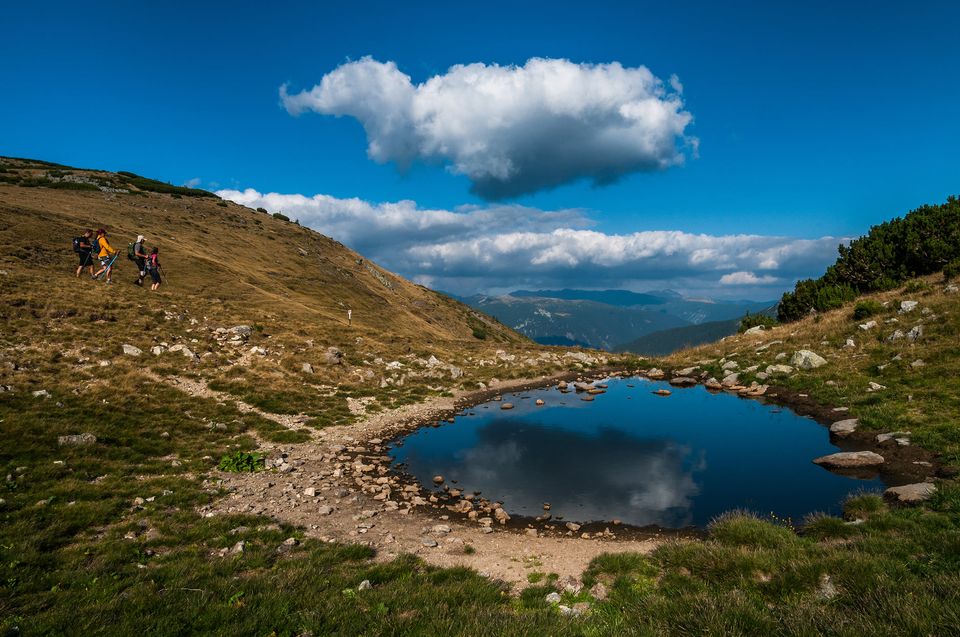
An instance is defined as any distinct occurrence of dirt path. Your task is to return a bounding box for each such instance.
[203,375,661,589]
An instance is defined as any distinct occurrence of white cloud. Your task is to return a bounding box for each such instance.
[719,271,780,285]
[183,177,202,188]
[217,187,841,298]
[280,57,696,199]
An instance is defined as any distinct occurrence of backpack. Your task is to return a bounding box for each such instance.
[92,237,101,254]
[127,243,136,261]
[72,237,82,253]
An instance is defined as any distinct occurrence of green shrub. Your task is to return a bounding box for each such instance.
[779,195,960,321]
[256,207,268,213]
[738,312,778,332]
[902,279,933,294]
[273,212,291,222]
[944,258,960,281]
[852,300,883,320]
[218,451,265,472]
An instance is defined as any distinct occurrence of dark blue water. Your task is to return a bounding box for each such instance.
[390,377,889,528]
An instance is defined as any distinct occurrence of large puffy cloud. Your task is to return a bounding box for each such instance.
[281,57,696,199]
[217,187,842,298]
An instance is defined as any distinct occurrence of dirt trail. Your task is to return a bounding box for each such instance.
[204,375,661,588]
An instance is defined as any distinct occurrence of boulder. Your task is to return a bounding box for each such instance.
[829,418,858,437]
[813,451,884,468]
[705,377,723,390]
[500,402,514,410]
[858,320,877,331]
[743,325,765,335]
[58,433,97,447]
[790,350,827,370]
[652,389,671,396]
[899,300,918,314]
[324,347,344,365]
[721,373,739,388]
[669,376,697,387]
[122,344,142,357]
[301,362,314,374]
[646,368,665,379]
[906,325,923,342]
[885,482,936,504]
[721,360,739,371]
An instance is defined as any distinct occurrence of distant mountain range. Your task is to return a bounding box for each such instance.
[460,289,776,354]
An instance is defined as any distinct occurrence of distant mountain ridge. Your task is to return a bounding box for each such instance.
[461,289,776,353]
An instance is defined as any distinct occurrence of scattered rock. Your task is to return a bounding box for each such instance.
[421,538,438,548]
[432,475,444,485]
[323,347,343,365]
[318,505,334,515]
[885,482,936,504]
[565,522,581,532]
[358,579,372,591]
[790,350,827,370]
[743,325,765,335]
[906,325,923,342]
[669,376,697,387]
[303,487,316,497]
[829,419,858,437]
[301,363,314,374]
[545,592,562,604]
[858,320,877,331]
[500,403,514,410]
[721,373,739,388]
[867,381,887,392]
[590,582,608,601]
[899,300,918,314]
[817,574,838,600]
[122,344,142,357]
[535,399,545,406]
[652,389,671,396]
[813,451,884,468]
[32,390,51,399]
[705,377,723,390]
[58,433,96,447]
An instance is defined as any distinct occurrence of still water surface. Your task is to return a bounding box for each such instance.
[390,377,888,528]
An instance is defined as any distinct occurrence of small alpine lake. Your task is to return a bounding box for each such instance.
[390,377,901,529]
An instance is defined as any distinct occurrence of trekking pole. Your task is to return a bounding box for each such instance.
[159,264,168,283]
[96,252,120,281]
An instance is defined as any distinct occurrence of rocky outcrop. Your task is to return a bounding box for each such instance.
[58,433,97,447]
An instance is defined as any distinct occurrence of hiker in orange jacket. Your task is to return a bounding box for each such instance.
[91,228,117,284]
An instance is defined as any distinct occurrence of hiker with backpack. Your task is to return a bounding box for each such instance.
[129,235,148,286]
[145,247,162,291]
[91,228,118,284]
[73,230,94,278]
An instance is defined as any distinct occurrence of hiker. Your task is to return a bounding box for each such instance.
[91,228,117,283]
[146,246,162,291]
[73,229,94,278]
[131,235,148,286]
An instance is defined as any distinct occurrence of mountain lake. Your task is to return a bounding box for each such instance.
[389,376,899,528]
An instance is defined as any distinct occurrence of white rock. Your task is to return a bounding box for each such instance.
[122,344,142,357]
[813,451,884,468]
[885,483,936,503]
[301,363,314,374]
[545,592,562,604]
[765,364,794,375]
[899,300,918,314]
[790,350,827,370]
[858,320,877,331]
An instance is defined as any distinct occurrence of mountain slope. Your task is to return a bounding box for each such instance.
[463,294,688,350]
[613,318,741,356]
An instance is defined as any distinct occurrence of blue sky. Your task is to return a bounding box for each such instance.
[3,1,958,297]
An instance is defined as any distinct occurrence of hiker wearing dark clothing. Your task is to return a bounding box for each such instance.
[132,235,148,286]
[74,230,94,278]
[146,247,162,291]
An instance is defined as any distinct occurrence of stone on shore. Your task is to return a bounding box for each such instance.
[813,451,884,468]
[829,418,859,437]
[885,482,936,504]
